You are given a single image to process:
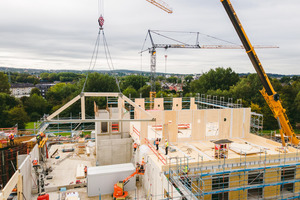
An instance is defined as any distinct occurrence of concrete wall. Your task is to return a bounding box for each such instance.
[15,144,39,200]
[96,138,133,166]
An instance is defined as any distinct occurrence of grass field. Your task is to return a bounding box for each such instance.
[25,122,35,130]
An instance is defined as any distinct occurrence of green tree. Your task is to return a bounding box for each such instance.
[167,76,178,84]
[46,82,78,109]
[138,85,151,98]
[85,73,119,93]
[229,73,263,107]
[0,72,10,94]
[6,106,29,129]
[30,88,41,96]
[23,94,50,120]
[0,93,20,128]
[156,76,166,81]
[191,67,239,94]
[123,86,138,98]
[121,75,146,91]
[184,75,194,83]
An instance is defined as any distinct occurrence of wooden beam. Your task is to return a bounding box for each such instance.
[47,119,155,123]
[47,95,81,120]
[83,92,119,97]
[1,171,19,200]
[121,95,155,120]
[81,95,85,120]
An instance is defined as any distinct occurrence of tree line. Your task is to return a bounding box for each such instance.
[0,69,299,130]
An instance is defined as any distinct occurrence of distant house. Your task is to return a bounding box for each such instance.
[35,83,56,98]
[10,83,35,98]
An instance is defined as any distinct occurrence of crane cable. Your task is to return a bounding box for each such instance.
[81,30,101,93]
[82,0,121,93]
[102,31,121,93]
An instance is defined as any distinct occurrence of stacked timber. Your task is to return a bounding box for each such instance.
[77,138,85,154]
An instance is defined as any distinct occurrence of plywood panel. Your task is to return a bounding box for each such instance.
[134,98,145,119]
[190,97,197,110]
[140,111,148,145]
[177,110,192,124]
[164,111,178,143]
[154,98,164,110]
[232,109,243,138]
[204,109,220,140]
[172,98,182,110]
[219,109,231,139]
[243,108,251,138]
[192,110,205,140]
[147,110,163,125]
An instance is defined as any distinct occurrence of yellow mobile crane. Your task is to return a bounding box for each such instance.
[220,0,298,146]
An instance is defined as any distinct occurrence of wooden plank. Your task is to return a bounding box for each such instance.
[81,96,85,120]
[83,92,119,97]
[76,164,85,179]
[164,111,178,143]
[1,171,19,200]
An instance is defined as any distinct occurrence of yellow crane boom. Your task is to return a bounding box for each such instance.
[220,0,298,146]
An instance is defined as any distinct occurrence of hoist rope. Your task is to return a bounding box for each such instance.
[81,30,101,93]
[102,31,121,93]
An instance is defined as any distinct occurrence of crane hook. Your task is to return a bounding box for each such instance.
[98,15,104,29]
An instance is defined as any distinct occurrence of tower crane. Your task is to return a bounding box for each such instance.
[220,0,298,146]
[141,30,278,109]
[145,0,173,14]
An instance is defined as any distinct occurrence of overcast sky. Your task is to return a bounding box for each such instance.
[0,0,299,75]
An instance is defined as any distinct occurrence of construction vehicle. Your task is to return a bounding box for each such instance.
[113,162,145,200]
[220,0,299,146]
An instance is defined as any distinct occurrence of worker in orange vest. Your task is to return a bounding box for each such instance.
[155,138,159,151]
[133,143,138,152]
[32,158,38,166]
[139,157,146,174]
[84,166,87,177]
[8,133,15,146]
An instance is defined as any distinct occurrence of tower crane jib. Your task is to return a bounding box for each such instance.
[146,0,173,14]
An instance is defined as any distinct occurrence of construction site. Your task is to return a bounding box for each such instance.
[0,0,299,200]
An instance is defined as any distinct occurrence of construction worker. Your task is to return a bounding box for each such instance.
[32,158,38,166]
[183,166,189,175]
[165,139,169,155]
[84,166,87,177]
[155,138,159,151]
[36,133,41,145]
[133,143,138,152]
[139,157,146,174]
[8,133,14,146]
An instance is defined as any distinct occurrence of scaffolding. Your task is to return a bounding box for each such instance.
[165,149,300,200]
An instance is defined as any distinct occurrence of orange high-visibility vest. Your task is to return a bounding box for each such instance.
[133,143,137,148]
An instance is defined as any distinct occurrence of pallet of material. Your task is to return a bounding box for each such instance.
[76,164,85,179]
